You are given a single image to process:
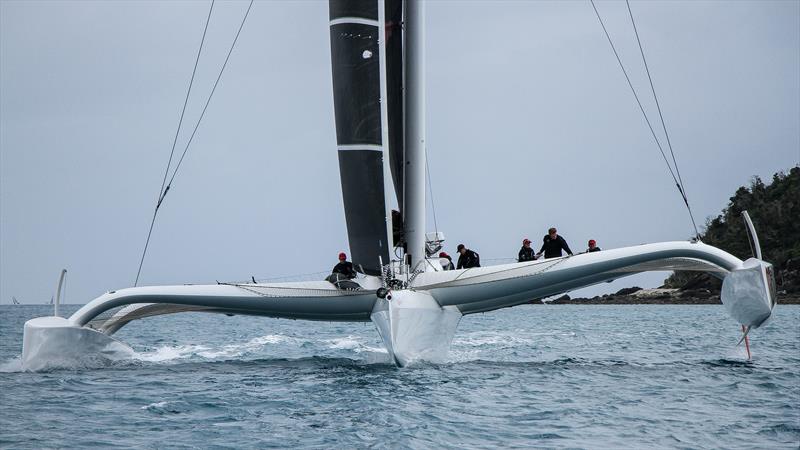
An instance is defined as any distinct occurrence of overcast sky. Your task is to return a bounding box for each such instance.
[1,0,798,305]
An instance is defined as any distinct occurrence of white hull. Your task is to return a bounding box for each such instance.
[22,316,133,371]
[721,258,776,328]
[371,291,461,366]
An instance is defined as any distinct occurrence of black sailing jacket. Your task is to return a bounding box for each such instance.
[518,246,536,262]
[539,235,573,259]
[457,249,480,269]
[332,261,357,279]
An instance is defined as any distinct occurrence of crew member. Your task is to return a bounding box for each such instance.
[332,252,357,279]
[518,238,537,262]
[587,239,601,253]
[439,252,455,270]
[536,228,573,259]
[456,244,480,269]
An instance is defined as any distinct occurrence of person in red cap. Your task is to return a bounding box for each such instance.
[518,238,538,262]
[332,252,357,279]
[586,239,601,253]
[439,252,455,271]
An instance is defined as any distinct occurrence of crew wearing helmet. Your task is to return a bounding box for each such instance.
[456,244,480,269]
[518,238,538,262]
[536,227,574,259]
[332,252,357,279]
[586,239,601,253]
[439,252,455,270]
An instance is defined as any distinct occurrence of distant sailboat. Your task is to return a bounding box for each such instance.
[20,0,776,370]
[12,296,20,305]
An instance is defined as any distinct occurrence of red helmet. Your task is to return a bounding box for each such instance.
[338,252,347,260]
[523,238,531,245]
[588,239,596,246]
[439,252,449,258]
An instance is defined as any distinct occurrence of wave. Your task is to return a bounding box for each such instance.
[324,335,387,354]
[0,357,22,373]
[0,325,763,372]
[140,400,190,415]
[0,340,137,372]
[0,332,396,372]
[126,333,393,366]
[129,334,302,363]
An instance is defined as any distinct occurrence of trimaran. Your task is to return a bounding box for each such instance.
[21,0,777,370]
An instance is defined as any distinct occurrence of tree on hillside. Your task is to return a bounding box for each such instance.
[665,166,799,292]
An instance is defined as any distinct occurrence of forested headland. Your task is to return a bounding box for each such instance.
[550,166,799,305]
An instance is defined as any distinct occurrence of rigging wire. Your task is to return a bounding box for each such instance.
[159,1,216,208]
[589,0,699,238]
[425,149,439,236]
[625,0,699,237]
[135,0,215,287]
[164,0,254,192]
[135,0,254,286]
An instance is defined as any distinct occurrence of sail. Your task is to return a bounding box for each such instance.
[384,0,404,208]
[329,0,401,274]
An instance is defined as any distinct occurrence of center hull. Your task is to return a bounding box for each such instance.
[371,290,462,366]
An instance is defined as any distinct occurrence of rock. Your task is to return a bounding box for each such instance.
[549,294,571,304]
[615,286,642,296]
[631,288,679,298]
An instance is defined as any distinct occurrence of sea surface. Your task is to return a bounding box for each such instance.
[1,304,798,449]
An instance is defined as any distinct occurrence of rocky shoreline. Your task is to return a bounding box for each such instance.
[531,287,800,305]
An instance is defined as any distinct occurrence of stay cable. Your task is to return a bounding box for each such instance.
[135,0,215,287]
[135,0,254,286]
[590,0,699,238]
[625,0,699,237]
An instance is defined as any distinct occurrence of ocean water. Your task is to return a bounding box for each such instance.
[1,304,798,449]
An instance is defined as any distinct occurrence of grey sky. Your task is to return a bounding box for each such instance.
[1,0,798,304]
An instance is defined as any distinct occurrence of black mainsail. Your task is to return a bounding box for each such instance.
[329,0,404,275]
[384,0,404,208]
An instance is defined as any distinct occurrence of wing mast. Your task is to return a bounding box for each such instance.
[403,0,426,269]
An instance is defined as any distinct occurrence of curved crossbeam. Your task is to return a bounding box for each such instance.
[422,241,741,314]
[67,241,742,334]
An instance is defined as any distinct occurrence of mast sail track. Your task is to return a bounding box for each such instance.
[329,0,403,275]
